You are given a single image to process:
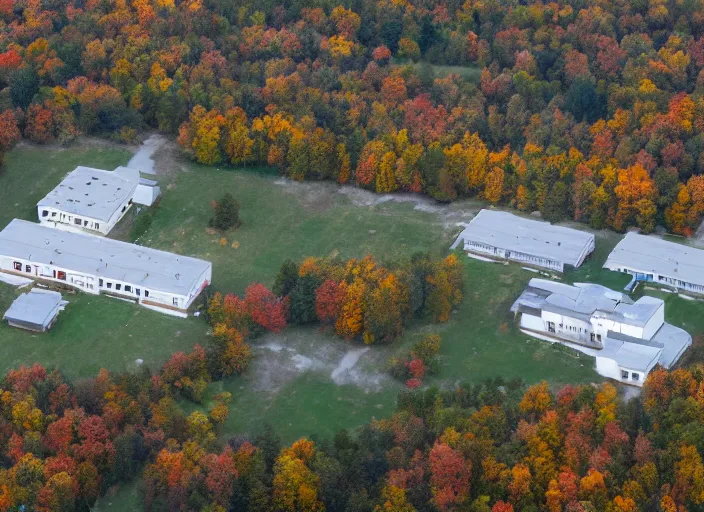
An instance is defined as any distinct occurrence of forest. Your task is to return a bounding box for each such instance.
[2,0,704,233]
[0,357,703,511]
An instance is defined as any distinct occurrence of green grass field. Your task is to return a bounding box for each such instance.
[4,140,703,447]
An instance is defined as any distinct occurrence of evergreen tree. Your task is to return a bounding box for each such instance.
[210,193,240,231]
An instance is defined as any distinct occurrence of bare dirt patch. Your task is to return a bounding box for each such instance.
[274,176,482,229]
[250,329,391,394]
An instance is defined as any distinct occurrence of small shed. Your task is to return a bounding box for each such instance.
[134,177,161,206]
[3,289,68,332]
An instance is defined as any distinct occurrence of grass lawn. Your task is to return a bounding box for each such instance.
[5,141,704,446]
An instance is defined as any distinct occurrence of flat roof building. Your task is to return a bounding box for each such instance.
[511,278,691,386]
[452,210,595,272]
[3,288,67,332]
[37,166,160,236]
[604,232,704,296]
[0,219,211,317]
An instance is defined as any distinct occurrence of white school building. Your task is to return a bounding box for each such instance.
[37,165,161,236]
[452,210,595,272]
[511,279,691,386]
[0,219,211,317]
[604,232,704,296]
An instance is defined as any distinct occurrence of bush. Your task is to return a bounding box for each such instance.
[209,193,240,231]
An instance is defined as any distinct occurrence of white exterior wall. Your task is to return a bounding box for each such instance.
[464,240,564,272]
[519,313,544,331]
[574,237,596,268]
[541,310,598,345]
[643,303,664,340]
[37,195,134,236]
[590,316,644,339]
[606,263,704,295]
[134,184,160,206]
[0,254,211,317]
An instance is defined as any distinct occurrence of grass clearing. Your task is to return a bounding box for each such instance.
[4,140,703,444]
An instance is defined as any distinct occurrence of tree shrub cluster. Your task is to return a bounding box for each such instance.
[389,333,442,388]
[272,253,464,344]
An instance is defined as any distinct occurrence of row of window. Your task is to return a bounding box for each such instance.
[41,210,100,231]
[546,321,602,342]
[621,370,640,381]
[12,261,182,308]
[14,261,66,280]
[99,278,148,298]
[97,278,179,306]
[618,268,704,293]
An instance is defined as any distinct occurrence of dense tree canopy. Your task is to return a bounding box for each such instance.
[1,0,704,233]
[0,357,702,511]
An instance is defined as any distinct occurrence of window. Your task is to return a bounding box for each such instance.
[42,210,48,217]
[95,223,99,230]
[547,322,556,333]
[173,297,179,306]
[57,271,66,280]
[596,334,602,342]
[144,290,149,298]
[115,284,121,291]
[632,372,640,381]
[25,265,31,273]
[84,220,88,227]
[74,218,82,225]
[107,282,112,289]
[590,333,596,342]
[136,288,141,296]
[13,261,21,271]
[99,279,103,287]
[51,212,56,217]
[124,286,132,293]
[621,370,629,379]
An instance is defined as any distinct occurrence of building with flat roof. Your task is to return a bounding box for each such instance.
[37,166,160,235]
[452,210,595,272]
[0,219,211,317]
[511,278,691,386]
[604,232,704,296]
[3,288,67,332]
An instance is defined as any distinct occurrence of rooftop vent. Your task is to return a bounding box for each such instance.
[92,177,99,181]
[86,182,91,185]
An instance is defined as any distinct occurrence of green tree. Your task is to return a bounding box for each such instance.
[210,193,241,231]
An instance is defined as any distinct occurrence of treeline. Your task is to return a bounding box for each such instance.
[208,254,463,347]
[4,0,704,232]
[1,360,703,511]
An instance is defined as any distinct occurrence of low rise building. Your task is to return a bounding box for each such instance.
[0,219,211,317]
[37,165,160,235]
[511,278,691,386]
[3,288,67,332]
[604,232,704,296]
[452,210,595,272]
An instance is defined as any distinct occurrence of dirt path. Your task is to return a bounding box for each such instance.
[274,177,482,230]
[127,134,167,175]
[331,347,370,384]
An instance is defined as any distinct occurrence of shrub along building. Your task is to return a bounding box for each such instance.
[511,278,691,386]
[452,209,595,272]
[37,165,161,236]
[604,232,704,296]
[0,219,211,317]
